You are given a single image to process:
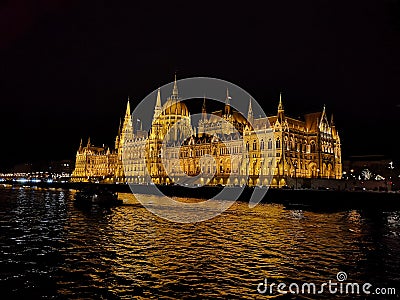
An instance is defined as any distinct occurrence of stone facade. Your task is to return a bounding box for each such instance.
[71,78,342,187]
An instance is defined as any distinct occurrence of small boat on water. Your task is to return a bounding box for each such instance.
[74,188,122,206]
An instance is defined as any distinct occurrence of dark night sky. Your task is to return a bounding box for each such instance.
[1,0,400,170]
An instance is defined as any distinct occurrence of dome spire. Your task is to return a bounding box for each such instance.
[172,73,178,97]
[225,88,230,105]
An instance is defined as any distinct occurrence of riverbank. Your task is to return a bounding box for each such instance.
[3,180,400,211]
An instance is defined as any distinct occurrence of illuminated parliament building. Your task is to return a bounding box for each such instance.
[71,78,342,187]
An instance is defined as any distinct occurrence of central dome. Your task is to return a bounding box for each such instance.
[159,75,189,117]
[163,99,189,117]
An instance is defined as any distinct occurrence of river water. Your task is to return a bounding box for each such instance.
[0,186,399,299]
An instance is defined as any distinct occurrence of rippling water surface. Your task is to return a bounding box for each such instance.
[1,186,400,299]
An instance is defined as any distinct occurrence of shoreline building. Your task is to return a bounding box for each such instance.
[70,101,133,183]
[71,78,342,187]
[70,138,119,183]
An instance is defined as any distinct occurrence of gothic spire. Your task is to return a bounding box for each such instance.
[225,88,230,105]
[154,88,162,119]
[320,104,326,122]
[118,118,122,135]
[278,92,284,112]
[172,74,178,97]
[224,88,231,116]
[247,97,254,124]
[125,97,131,117]
[156,87,162,108]
[201,95,207,121]
[278,92,284,120]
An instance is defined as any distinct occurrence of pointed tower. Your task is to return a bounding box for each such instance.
[122,98,132,138]
[247,97,254,125]
[198,95,208,136]
[202,95,207,121]
[224,88,231,116]
[172,74,179,100]
[319,104,328,130]
[115,118,122,150]
[330,113,338,137]
[116,98,131,150]
[116,98,134,181]
[164,74,180,115]
[278,92,284,120]
[78,138,83,152]
[153,88,162,120]
[85,137,91,154]
[118,118,122,134]
[125,97,131,119]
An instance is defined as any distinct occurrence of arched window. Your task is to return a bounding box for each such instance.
[268,139,273,149]
[260,139,265,150]
[253,140,257,150]
[290,138,295,150]
[276,138,281,149]
[285,137,289,150]
[246,141,249,151]
[311,141,316,153]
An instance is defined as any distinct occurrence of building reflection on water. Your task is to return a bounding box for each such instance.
[0,187,399,299]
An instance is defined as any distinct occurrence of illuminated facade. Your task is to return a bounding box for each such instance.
[70,138,119,182]
[71,78,342,186]
[70,101,133,183]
